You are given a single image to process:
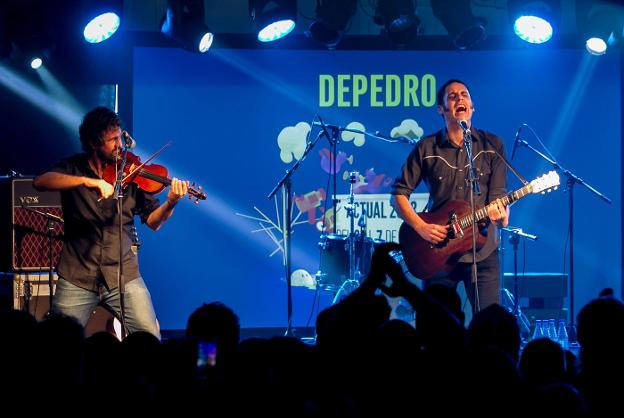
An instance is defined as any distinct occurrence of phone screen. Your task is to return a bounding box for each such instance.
[197,341,217,369]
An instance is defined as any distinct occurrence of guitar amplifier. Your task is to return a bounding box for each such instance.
[0,177,64,271]
[0,271,116,336]
[503,272,569,321]
[0,271,58,320]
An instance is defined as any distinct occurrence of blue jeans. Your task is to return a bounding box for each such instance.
[425,250,500,314]
[52,276,161,340]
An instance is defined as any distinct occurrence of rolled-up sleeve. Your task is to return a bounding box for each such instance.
[391,145,423,197]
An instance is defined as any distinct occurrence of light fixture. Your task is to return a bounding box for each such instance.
[307,0,356,49]
[577,1,624,55]
[80,0,123,43]
[374,0,420,46]
[250,0,297,42]
[161,0,214,53]
[30,57,43,69]
[431,0,486,49]
[508,0,559,44]
[5,1,56,69]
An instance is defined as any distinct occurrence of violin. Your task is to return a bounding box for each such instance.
[102,151,207,202]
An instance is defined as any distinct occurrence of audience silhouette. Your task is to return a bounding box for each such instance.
[1,244,621,416]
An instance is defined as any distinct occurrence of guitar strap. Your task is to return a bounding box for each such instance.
[477,129,528,185]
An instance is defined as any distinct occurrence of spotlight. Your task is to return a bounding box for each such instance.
[374,0,420,46]
[307,0,356,49]
[161,0,214,53]
[250,0,297,42]
[431,0,486,49]
[81,0,123,43]
[586,37,608,55]
[30,57,43,69]
[577,1,624,55]
[508,0,559,44]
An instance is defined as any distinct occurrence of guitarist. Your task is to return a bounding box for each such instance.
[390,79,509,314]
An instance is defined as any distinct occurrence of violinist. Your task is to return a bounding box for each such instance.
[33,106,189,340]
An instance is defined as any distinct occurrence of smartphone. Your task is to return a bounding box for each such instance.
[197,341,217,369]
[383,250,411,288]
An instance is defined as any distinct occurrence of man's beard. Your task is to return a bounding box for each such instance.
[96,147,120,164]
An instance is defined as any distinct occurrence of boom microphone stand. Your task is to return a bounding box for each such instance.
[269,124,326,337]
[514,135,611,340]
[501,226,537,340]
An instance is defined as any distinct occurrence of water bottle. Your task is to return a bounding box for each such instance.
[532,319,543,340]
[557,319,569,350]
[547,319,557,341]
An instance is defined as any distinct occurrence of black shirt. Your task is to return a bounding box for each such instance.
[391,128,507,262]
[51,153,160,291]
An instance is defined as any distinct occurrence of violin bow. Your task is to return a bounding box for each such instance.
[122,141,172,184]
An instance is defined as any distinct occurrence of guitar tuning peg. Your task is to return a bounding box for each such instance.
[194,198,199,204]
[192,182,196,187]
[198,185,202,190]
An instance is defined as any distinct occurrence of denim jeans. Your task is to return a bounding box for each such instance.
[425,250,500,314]
[52,276,161,340]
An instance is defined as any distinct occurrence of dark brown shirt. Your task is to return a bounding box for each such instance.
[50,153,160,291]
[391,128,508,262]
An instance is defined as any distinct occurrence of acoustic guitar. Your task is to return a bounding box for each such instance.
[399,170,560,280]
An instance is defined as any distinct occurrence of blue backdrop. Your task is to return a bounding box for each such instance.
[132,47,621,330]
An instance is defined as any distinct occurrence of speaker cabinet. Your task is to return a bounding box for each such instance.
[503,272,569,321]
[0,271,57,320]
[0,177,63,271]
[0,272,117,337]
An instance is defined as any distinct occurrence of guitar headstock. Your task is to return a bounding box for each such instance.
[188,183,207,204]
[530,170,560,194]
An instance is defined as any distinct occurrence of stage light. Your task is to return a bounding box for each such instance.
[508,0,558,44]
[374,0,420,46]
[30,57,43,69]
[81,0,123,43]
[431,0,486,49]
[306,0,356,49]
[586,37,607,55]
[577,1,624,55]
[161,0,214,53]
[250,0,297,42]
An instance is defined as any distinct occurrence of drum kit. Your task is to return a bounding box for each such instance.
[315,171,385,301]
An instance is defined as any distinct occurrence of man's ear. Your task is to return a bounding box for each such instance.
[437,104,445,115]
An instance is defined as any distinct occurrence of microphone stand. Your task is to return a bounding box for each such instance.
[114,146,130,339]
[501,226,537,341]
[19,205,63,316]
[463,128,482,312]
[515,138,611,340]
[268,128,325,338]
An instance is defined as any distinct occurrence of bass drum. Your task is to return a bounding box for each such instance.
[316,234,385,292]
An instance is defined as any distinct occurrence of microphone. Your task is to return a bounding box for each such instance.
[502,226,538,241]
[396,135,416,145]
[314,116,335,140]
[457,119,470,134]
[374,131,417,145]
[511,126,521,160]
[122,130,136,149]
